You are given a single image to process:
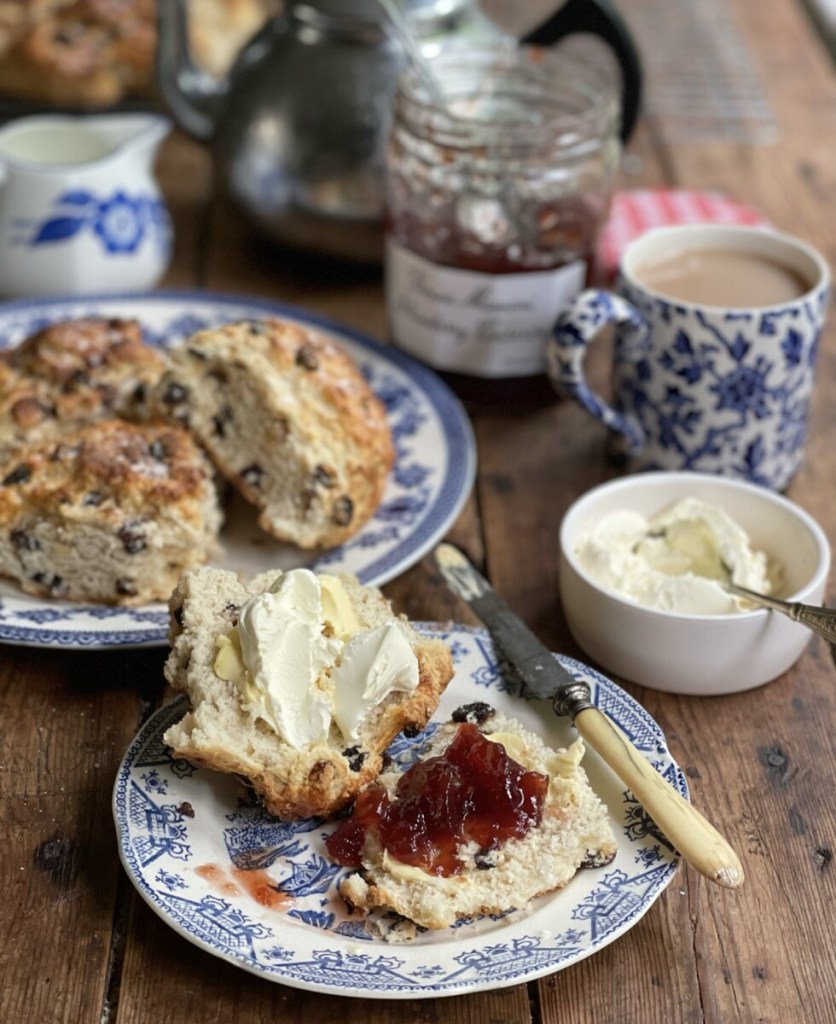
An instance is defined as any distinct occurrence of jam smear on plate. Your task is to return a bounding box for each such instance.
[326,723,548,877]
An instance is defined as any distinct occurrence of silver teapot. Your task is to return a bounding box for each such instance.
[157,0,641,263]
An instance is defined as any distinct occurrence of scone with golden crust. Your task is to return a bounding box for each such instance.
[0,317,165,458]
[0,0,154,106]
[154,318,394,550]
[162,566,454,819]
[0,0,277,107]
[333,705,617,931]
[0,419,221,604]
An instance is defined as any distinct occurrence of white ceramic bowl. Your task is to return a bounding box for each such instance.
[559,472,831,696]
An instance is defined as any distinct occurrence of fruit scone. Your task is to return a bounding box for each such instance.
[326,703,617,931]
[0,0,277,107]
[153,318,394,550]
[162,566,454,819]
[0,317,165,459]
[0,419,221,604]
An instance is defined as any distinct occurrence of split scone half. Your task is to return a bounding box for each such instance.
[329,704,617,930]
[162,566,454,819]
[0,317,165,460]
[153,318,394,550]
[0,419,221,604]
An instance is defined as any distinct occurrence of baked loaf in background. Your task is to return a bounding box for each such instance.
[0,0,277,107]
[334,705,617,931]
[154,318,394,550]
[163,566,454,819]
[0,316,164,459]
[0,418,221,603]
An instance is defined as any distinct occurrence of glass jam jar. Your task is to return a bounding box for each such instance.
[385,44,621,412]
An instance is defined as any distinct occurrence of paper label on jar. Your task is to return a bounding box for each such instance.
[385,239,587,377]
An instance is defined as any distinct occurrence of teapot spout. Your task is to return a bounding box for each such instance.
[156,0,227,141]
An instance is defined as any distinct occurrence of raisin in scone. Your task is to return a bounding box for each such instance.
[153,318,394,549]
[0,419,221,604]
[328,704,617,931]
[0,317,165,458]
[162,566,454,819]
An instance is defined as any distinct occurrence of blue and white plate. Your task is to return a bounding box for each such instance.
[113,625,685,999]
[0,291,475,648]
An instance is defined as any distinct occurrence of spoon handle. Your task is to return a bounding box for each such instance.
[574,707,744,888]
[726,583,836,645]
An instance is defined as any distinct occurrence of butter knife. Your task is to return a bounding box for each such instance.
[435,543,744,889]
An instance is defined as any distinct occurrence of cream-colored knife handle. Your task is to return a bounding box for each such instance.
[574,707,744,888]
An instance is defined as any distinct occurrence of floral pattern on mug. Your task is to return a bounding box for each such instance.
[549,273,828,491]
[621,280,825,489]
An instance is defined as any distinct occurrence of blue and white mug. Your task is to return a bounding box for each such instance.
[547,224,830,490]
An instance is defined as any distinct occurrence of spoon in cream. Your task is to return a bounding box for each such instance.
[719,572,836,645]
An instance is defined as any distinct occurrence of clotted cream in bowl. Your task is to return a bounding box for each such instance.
[558,472,831,695]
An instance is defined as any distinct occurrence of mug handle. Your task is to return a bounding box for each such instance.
[520,0,643,142]
[546,289,648,452]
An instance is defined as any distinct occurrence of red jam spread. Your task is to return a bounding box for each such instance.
[326,723,549,877]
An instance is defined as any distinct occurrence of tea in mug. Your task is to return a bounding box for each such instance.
[633,247,811,307]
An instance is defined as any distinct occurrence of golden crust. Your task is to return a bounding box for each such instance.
[0,0,155,106]
[0,419,221,602]
[0,418,216,524]
[4,316,152,379]
[0,317,165,458]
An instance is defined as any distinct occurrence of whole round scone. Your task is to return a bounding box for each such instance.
[153,318,394,550]
[162,566,454,819]
[329,704,617,931]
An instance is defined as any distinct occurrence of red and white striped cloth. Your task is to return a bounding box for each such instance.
[595,188,770,281]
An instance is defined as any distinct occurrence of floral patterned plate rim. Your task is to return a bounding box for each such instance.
[0,290,475,648]
[113,624,685,999]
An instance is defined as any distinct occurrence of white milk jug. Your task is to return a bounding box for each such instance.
[0,113,172,298]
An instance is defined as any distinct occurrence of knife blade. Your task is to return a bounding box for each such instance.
[435,542,744,889]
[434,543,593,715]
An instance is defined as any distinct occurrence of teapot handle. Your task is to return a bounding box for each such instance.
[520,0,642,142]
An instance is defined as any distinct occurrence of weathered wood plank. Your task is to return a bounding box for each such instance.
[202,199,390,343]
[0,647,165,1024]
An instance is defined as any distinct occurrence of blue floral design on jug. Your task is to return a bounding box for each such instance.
[21,188,171,256]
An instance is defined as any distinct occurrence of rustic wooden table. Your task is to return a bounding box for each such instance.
[2,0,835,1021]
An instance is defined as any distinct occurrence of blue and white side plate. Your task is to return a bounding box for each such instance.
[0,291,475,648]
[113,625,685,999]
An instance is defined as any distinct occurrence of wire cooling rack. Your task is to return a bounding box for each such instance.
[619,0,779,143]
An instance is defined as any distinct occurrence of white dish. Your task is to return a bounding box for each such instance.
[559,471,831,694]
[0,291,476,648]
[113,624,685,999]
